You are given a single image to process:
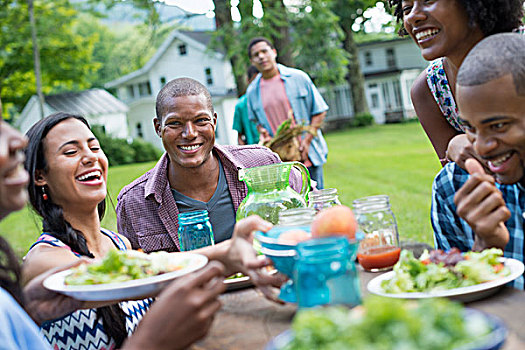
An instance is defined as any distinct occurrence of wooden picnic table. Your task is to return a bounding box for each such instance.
[191,270,525,350]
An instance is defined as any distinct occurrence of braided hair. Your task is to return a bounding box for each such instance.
[388,0,524,36]
[24,112,128,347]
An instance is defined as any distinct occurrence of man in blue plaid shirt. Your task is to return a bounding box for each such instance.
[431,33,525,289]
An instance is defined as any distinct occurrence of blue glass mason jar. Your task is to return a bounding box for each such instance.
[294,236,361,308]
[178,210,215,251]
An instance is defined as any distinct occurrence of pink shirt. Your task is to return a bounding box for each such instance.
[260,73,295,134]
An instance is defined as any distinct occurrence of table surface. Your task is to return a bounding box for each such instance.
[191,270,525,350]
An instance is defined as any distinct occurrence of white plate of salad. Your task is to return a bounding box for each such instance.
[44,250,208,301]
[367,248,524,302]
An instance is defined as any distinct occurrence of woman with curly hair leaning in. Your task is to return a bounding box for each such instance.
[389,0,524,169]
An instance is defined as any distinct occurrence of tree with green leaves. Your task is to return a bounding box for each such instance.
[212,0,249,95]
[331,0,377,115]
[74,14,174,89]
[0,0,99,120]
[259,0,294,66]
[212,0,348,96]
[291,0,348,87]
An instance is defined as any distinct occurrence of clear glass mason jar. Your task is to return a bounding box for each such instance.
[352,195,400,272]
[308,188,341,213]
[178,210,215,251]
[294,236,361,308]
[278,207,317,226]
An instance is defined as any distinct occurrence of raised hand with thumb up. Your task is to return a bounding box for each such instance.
[453,158,510,251]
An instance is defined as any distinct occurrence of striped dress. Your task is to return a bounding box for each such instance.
[29,229,152,350]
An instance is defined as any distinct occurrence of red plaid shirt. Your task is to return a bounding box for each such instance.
[116,144,303,252]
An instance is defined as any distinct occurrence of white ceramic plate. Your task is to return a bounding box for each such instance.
[223,267,279,292]
[224,274,253,291]
[44,253,208,301]
[367,257,524,303]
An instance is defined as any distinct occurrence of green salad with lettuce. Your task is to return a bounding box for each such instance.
[284,297,491,350]
[381,248,510,293]
[65,250,185,285]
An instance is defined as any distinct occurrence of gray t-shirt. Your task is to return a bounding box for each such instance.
[171,159,236,243]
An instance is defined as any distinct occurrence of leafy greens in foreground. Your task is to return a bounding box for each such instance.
[381,248,510,293]
[285,297,491,350]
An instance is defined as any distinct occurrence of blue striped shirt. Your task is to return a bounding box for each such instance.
[431,162,525,289]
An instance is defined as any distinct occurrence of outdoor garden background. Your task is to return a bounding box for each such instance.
[0,1,442,257]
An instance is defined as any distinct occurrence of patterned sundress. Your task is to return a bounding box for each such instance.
[29,229,152,350]
[426,58,465,133]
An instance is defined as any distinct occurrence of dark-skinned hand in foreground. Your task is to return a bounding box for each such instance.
[224,215,287,304]
[122,261,226,350]
[23,259,87,326]
[454,158,510,251]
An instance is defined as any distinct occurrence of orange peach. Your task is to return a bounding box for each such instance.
[277,229,311,245]
[311,205,357,240]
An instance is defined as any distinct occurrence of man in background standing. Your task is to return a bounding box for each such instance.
[245,37,329,189]
[233,65,260,145]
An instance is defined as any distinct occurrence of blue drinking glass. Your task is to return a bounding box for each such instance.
[178,210,215,251]
[294,236,361,308]
[256,226,309,303]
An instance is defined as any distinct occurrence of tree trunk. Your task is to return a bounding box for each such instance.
[260,0,293,67]
[0,91,3,120]
[213,0,247,97]
[28,0,45,119]
[341,22,369,115]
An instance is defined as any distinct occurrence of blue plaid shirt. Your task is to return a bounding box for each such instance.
[432,162,525,289]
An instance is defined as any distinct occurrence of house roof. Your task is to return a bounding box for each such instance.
[180,30,211,47]
[45,88,128,115]
[178,30,225,54]
[105,30,223,89]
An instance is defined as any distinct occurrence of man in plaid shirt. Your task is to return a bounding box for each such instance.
[431,33,525,289]
[117,78,303,254]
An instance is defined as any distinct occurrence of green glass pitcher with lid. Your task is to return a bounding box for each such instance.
[236,161,311,224]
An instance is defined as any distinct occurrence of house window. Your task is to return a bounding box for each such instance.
[386,48,396,68]
[136,122,144,138]
[381,81,402,110]
[179,44,187,56]
[138,81,152,96]
[392,80,402,108]
[127,85,135,99]
[364,51,372,66]
[205,67,213,85]
[371,93,379,108]
[160,77,166,87]
[382,82,392,109]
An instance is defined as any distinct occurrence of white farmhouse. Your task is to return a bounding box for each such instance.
[359,37,428,123]
[322,37,428,125]
[105,30,238,149]
[16,89,129,138]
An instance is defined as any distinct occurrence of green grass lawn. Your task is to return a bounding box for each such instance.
[323,121,441,245]
[0,121,441,257]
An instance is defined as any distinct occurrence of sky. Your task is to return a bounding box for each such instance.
[163,0,394,32]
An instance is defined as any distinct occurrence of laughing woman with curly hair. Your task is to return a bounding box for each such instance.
[388,0,524,169]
